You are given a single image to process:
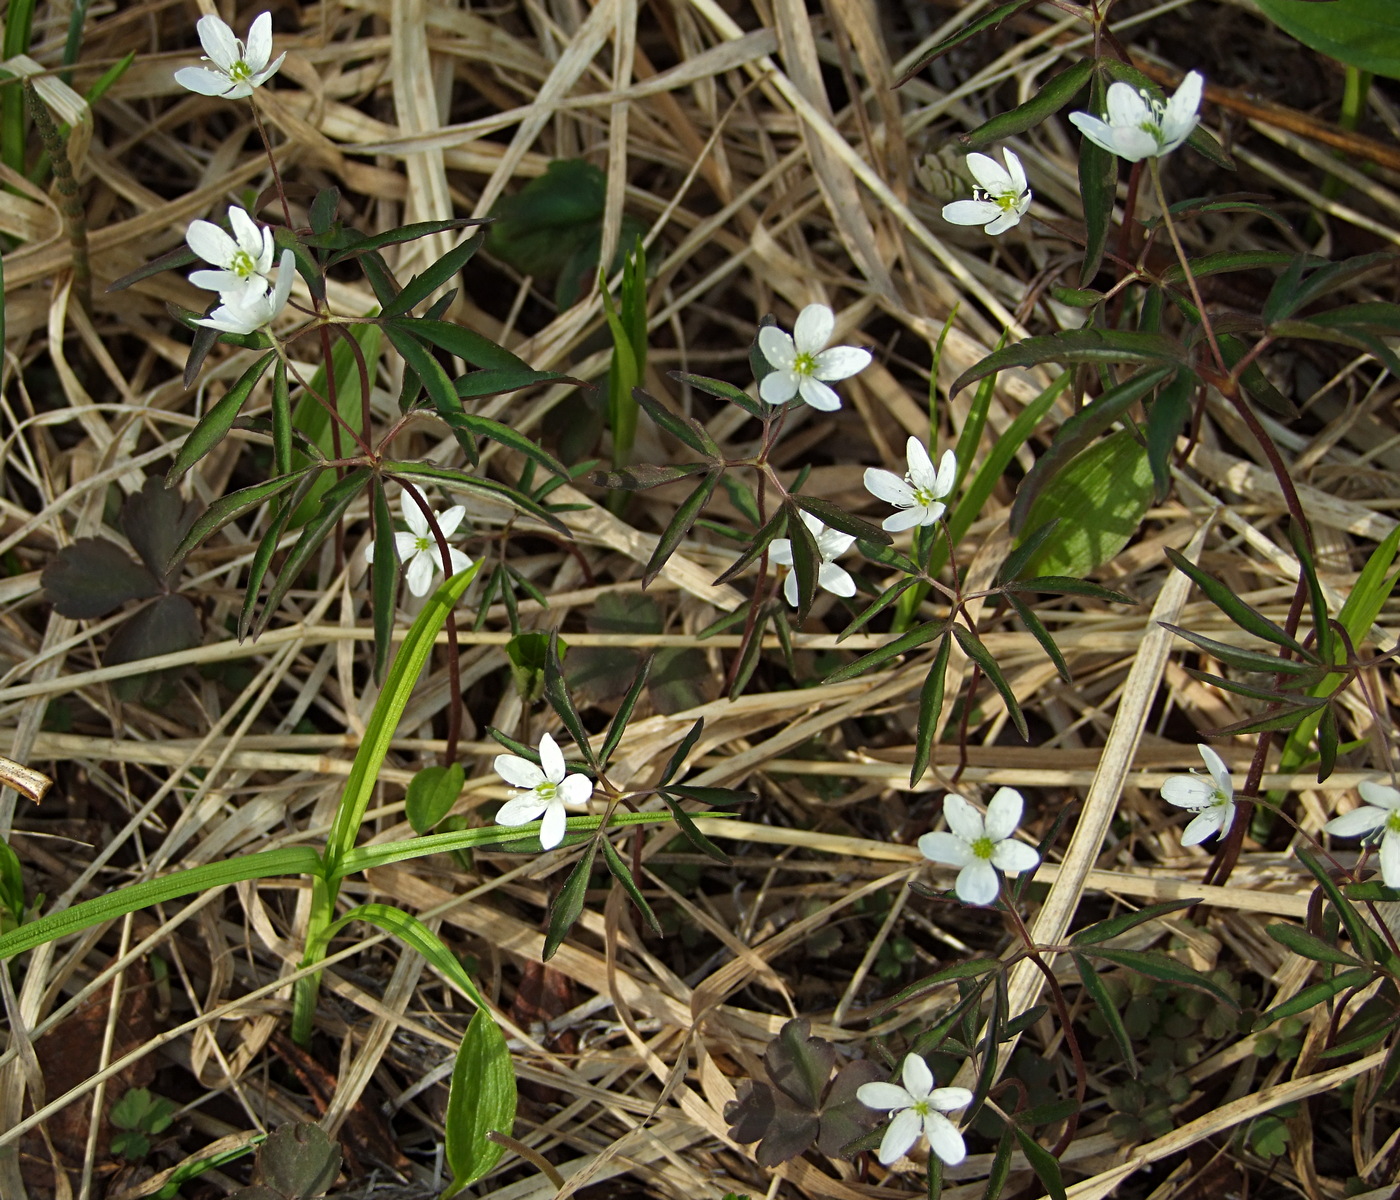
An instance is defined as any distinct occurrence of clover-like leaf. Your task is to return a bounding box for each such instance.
[120,477,196,585]
[43,538,159,619]
[254,1122,342,1199]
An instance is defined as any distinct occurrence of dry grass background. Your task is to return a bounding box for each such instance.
[1,0,1398,1197]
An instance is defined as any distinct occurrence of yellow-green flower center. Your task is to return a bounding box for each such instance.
[229,59,253,82]
[537,781,558,801]
[230,249,256,277]
[1386,810,1400,835]
[413,534,431,553]
[792,351,817,377]
[911,1099,931,1117]
[971,835,995,860]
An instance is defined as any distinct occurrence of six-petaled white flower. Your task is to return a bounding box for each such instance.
[1324,780,1400,888]
[364,492,473,598]
[175,12,286,99]
[1161,744,1235,846]
[493,731,594,850]
[856,1054,973,1167]
[187,206,276,296]
[864,438,957,532]
[941,149,1032,236]
[767,512,856,608]
[1068,71,1204,163]
[757,304,872,412]
[918,788,1040,906]
[194,248,296,334]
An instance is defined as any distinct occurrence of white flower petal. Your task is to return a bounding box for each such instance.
[196,15,240,69]
[538,731,566,783]
[1197,744,1232,794]
[405,551,436,596]
[905,437,935,488]
[1358,780,1400,810]
[983,208,1023,236]
[797,377,842,411]
[447,547,473,575]
[400,491,428,535]
[930,1087,973,1113]
[857,1082,914,1111]
[924,1111,967,1166]
[965,152,1012,194]
[882,508,925,533]
[1003,148,1027,196]
[782,569,799,608]
[812,345,871,382]
[992,839,1040,875]
[1381,831,1400,888]
[918,831,973,867]
[245,12,274,72]
[767,538,793,568]
[539,802,567,850]
[878,1109,922,1166]
[793,303,835,354]
[900,1054,934,1099]
[495,754,546,790]
[758,326,796,370]
[188,268,253,293]
[932,449,958,497]
[941,199,1002,227]
[558,774,594,806]
[759,370,799,405]
[984,786,1023,841]
[1105,82,1151,130]
[175,66,236,96]
[186,220,236,266]
[1161,775,1216,807]
[864,467,913,507]
[956,860,1000,906]
[1066,112,1123,158]
[1162,71,1204,147]
[1181,807,1225,846]
[436,505,467,539]
[943,793,984,843]
[1324,806,1388,838]
[1111,127,1162,163]
[817,528,855,558]
[818,562,856,598]
[495,795,547,826]
[392,531,420,560]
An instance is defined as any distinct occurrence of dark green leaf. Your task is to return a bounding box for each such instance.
[1078,69,1118,286]
[1007,594,1071,684]
[1297,846,1376,961]
[238,488,304,641]
[325,216,489,266]
[660,717,704,786]
[644,471,720,585]
[1145,369,1195,500]
[962,59,1094,148]
[103,594,202,689]
[543,629,597,770]
[1257,967,1373,1028]
[1161,250,1296,283]
[1164,547,1309,654]
[893,0,1039,82]
[443,410,567,479]
[43,539,158,619]
[633,387,721,457]
[1074,953,1137,1074]
[544,841,600,960]
[1184,669,1303,703]
[838,575,919,643]
[167,350,278,480]
[107,243,198,293]
[1263,251,1397,324]
[1086,948,1239,1007]
[1265,922,1363,967]
[667,784,757,806]
[600,836,662,933]
[910,635,952,787]
[382,233,485,318]
[713,506,787,587]
[383,460,568,534]
[1001,575,1136,604]
[369,477,397,680]
[670,370,766,420]
[950,331,1185,398]
[659,791,729,862]
[396,316,531,373]
[601,653,653,766]
[877,957,1003,1012]
[1209,697,1332,736]
[953,623,1028,740]
[1014,1126,1067,1200]
[1159,623,1319,675]
[594,462,713,491]
[405,764,465,835]
[824,620,948,684]
[984,1130,1016,1200]
[791,494,891,544]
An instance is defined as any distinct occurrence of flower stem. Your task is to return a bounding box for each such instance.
[1147,157,1223,375]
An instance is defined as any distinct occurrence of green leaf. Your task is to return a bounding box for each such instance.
[1001,575,1136,604]
[670,370,766,420]
[595,462,712,492]
[1074,953,1137,1074]
[660,717,704,786]
[1270,317,1400,378]
[1078,68,1118,286]
[1007,594,1071,684]
[1164,547,1310,654]
[962,59,1094,148]
[1263,251,1397,324]
[1158,623,1319,676]
[396,316,532,373]
[385,325,472,459]
[1257,967,1374,1028]
[952,623,1028,740]
[1265,922,1364,967]
[324,564,480,877]
[1085,947,1238,1008]
[839,575,920,643]
[443,410,568,479]
[877,957,1003,1011]
[382,233,485,318]
[383,460,568,534]
[632,387,720,457]
[0,846,322,961]
[600,653,653,766]
[910,635,952,787]
[1008,366,1173,536]
[791,494,891,545]
[644,471,720,585]
[254,1123,340,1198]
[370,476,397,680]
[823,620,948,684]
[324,216,489,266]
[1016,430,1156,577]
[1014,1126,1067,1200]
[166,350,277,481]
[406,764,466,835]
[713,506,788,587]
[1297,846,1377,961]
[893,0,1039,82]
[666,784,755,806]
[1161,250,1297,283]
[1208,697,1332,737]
[1145,369,1195,500]
[659,791,730,863]
[1256,0,1400,80]
[544,842,600,960]
[167,469,313,577]
[600,836,662,933]
[951,331,1186,398]
[544,628,598,770]
[42,539,158,619]
[443,1007,516,1193]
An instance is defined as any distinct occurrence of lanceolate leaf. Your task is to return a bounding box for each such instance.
[1257,967,1374,1027]
[660,717,704,786]
[910,634,952,786]
[601,653,654,765]
[953,623,1028,740]
[644,471,720,585]
[1086,947,1238,1007]
[383,460,568,534]
[382,234,485,317]
[791,495,891,544]
[1164,547,1309,654]
[1078,69,1118,286]
[325,216,489,266]
[1007,594,1071,683]
[600,836,662,934]
[659,791,730,862]
[840,575,919,643]
[824,620,948,684]
[714,506,788,587]
[1158,623,1320,676]
[1263,251,1398,324]
[168,468,315,573]
[442,410,567,478]
[371,476,397,680]
[1074,953,1137,1074]
[443,1007,517,1193]
[543,628,598,771]
[384,325,472,460]
[962,59,1094,148]
[670,371,766,420]
[893,0,1038,83]
[950,330,1186,398]
[1265,922,1364,968]
[167,349,278,480]
[634,387,721,457]
[595,463,713,491]
[544,842,600,960]
[396,316,532,373]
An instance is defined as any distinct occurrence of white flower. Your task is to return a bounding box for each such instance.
[493,731,594,850]
[941,149,1032,235]
[364,491,472,598]
[187,206,276,295]
[175,12,285,99]
[856,1054,973,1167]
[918,788,1040,906]
[195,248,296,334]
[1068,71,1204,163]
[1161,744,1235,846]
[757,304,872,412]
[767,512,856,608]
[864,438,957,532]
[1324,780,1400,888]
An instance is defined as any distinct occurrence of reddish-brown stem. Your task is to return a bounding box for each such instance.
[250,99,293,228]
